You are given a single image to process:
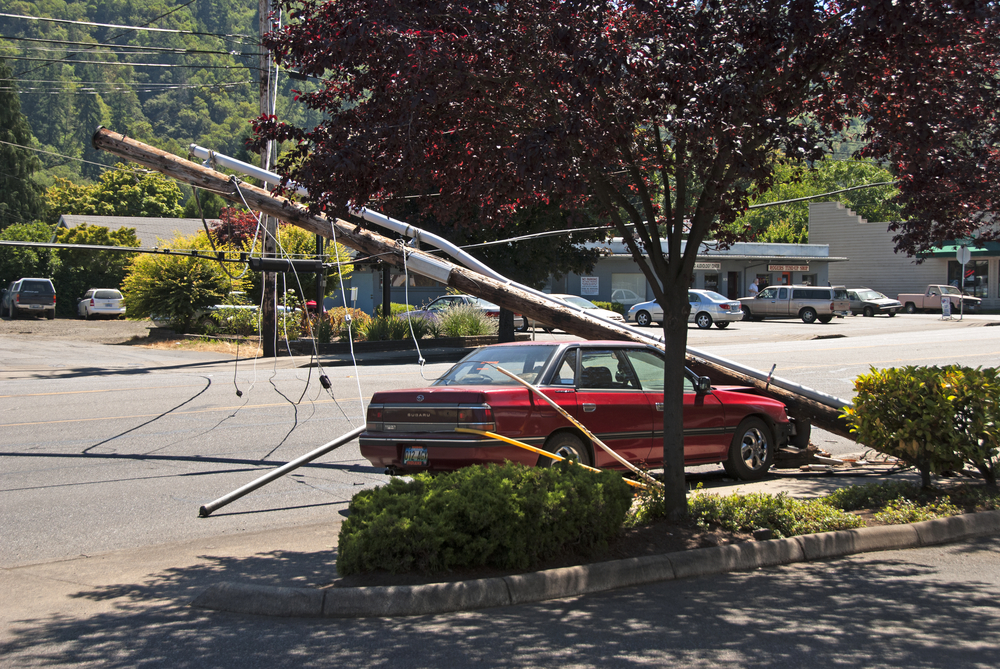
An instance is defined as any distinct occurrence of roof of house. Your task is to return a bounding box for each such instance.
[57,215,218,247]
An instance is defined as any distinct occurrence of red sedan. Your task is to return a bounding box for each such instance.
[360,341,794,481]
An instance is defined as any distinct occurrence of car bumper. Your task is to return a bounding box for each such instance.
[87,307,126,317]
[360,433,538,473]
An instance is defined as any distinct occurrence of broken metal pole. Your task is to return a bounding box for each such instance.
[199,426,365,517]
[92,127,853,440]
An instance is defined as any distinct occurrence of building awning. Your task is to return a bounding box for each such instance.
[603,253,849,263]
[922,242,1000,258]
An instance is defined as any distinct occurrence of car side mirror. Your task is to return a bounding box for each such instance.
[696,376,712,394]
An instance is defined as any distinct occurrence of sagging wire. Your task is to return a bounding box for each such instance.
[230,178,358,428]
[330,219,367,426]
[398,238,436,382]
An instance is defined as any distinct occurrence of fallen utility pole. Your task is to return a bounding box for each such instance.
[92,127,853,440]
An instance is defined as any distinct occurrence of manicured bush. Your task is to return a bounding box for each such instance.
[390,302,417,315]
[822,480,923,511]
[337,462,633,575]
[872,498,962,524]
[844,366,999,487]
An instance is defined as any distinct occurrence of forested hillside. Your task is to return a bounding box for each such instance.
[1,1,322,195]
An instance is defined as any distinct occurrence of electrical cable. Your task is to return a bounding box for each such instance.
[398,239,435,382]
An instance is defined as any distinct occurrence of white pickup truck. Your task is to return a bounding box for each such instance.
[898,285,981,313]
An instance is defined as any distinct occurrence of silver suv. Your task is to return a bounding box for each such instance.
[2,278,57,320]
[739,285,850,324]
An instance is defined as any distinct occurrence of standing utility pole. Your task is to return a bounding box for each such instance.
[259,0,277,357]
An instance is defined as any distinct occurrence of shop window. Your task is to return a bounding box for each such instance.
[704,273,719,293]
[948,260,988,298]
[801,273,817,286]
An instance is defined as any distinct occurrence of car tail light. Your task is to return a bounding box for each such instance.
[90,299,95,306]
[52,294,56,304]
[14,295,19,303]
[366,404,383,430]
[457,405,496,432]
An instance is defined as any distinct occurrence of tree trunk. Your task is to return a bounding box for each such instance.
[498,308,515,343]
[660,289,690,521]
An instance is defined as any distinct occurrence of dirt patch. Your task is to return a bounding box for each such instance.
[0,315,156,344]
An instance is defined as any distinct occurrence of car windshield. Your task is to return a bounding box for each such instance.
[470,297,500,309]
[941,286,962,295]
[560,296,598,309]
[435,345,559,386]
[855,290,882,300]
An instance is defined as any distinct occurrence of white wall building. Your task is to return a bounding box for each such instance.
[808,202,999,309]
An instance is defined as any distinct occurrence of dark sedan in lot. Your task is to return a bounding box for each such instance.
[847,288,902,317]
[360,341,795,481]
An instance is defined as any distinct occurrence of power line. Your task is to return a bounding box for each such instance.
[0,11,251,40]
[0,34,254,57]
[0,78,251,87]
[0,139,123,171]
[4,55,257,71]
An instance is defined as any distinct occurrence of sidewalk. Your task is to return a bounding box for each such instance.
[6,464,997,629]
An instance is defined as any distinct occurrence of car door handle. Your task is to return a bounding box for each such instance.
[655,402,663,411]
[582,403,596,413]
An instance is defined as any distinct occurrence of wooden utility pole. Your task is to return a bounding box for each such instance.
[91,127,854,440]
[259,0,277,357]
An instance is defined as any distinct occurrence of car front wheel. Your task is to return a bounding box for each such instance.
[695,312,713,329]
[538,432,592,468]
[724,417,774,481]
[634,310,652,327]
[863,306,875,317]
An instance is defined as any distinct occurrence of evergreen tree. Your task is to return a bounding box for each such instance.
[0,59,47,229]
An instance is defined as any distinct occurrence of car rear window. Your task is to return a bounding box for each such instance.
[20,280,54,294]
[94,290,123,300]
[435,345,559,386]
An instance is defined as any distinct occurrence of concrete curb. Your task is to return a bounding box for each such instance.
[190,509,1000,618]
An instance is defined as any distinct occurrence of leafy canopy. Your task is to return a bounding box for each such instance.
[46,164,185,222]
[255,0,1000,518]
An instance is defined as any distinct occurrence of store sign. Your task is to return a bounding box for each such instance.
[694,262,721,270]
[768,264,809,272]
[580,276,599,295]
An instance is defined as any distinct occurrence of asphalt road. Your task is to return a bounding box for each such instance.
[2,313,999,667]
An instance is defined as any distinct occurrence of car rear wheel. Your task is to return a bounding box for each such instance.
[863,306,875,317]
[817,314,833,324]
[904,302,918,314]
[888,312,896,317]
[695,312,713,329]
[46,310,55,320]
[715,321,730,329]
[635,310,652,327]
[725,417,774,481]
[800,307,817,324]
[538,432,592,468]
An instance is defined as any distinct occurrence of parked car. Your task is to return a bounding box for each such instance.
[402,294,527,331]
[2,278,56,320]
[627,290,744,329]
[77,288,126,320]
[898,284,981,314]
[359,340,795,481]
[739,285,850,323]
[528,294,625,330]
[846,288,902,317]
[610,288,645,307]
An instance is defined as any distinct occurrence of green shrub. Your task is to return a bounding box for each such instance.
[437,303,499,337]
[687,491,864,539]
[211,306,259,337]
[822,481,923,511]
[872,498,962,524]
[389,302,417,316]
[337,462,633,575]
[357,314,412,341]
[844,366,998,487]
[593,300,626,316]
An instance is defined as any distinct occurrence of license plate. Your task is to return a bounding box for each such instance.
[29,304,41,309]
[104,303,113,307]
[402,446,428,467]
